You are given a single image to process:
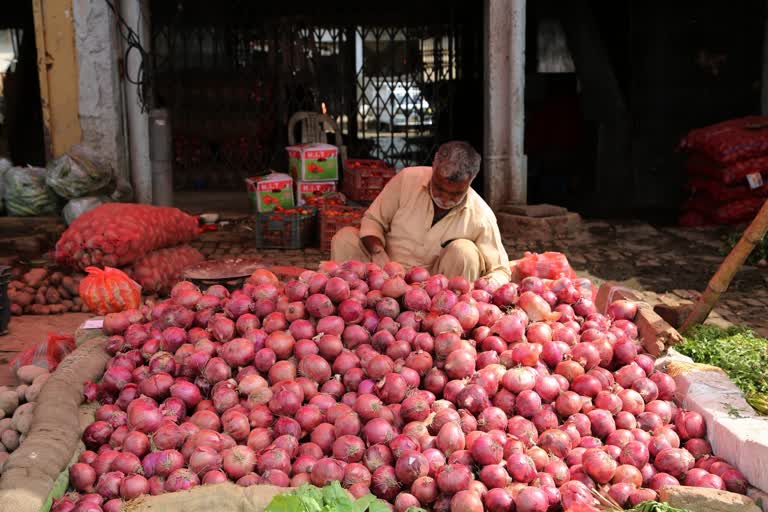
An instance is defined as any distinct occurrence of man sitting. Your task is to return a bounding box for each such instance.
[331,141,511,285]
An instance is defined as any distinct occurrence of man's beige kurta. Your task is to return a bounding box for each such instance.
[357,166,511,285]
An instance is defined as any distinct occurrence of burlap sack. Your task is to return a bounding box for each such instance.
[122,483,287,512]
[0,332,109,512]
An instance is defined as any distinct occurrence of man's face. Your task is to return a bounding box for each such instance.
[430,165,471,210]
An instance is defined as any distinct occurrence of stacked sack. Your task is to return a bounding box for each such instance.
[0,145,133,219]
[680,116,768,226]
[55,203,203,297]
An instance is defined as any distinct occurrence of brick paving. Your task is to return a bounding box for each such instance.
[192,216,768,337]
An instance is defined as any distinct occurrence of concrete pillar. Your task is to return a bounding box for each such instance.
[73,0,129,186]
[483,0,527,209]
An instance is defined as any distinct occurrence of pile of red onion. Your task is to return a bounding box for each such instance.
[54,261,750,512]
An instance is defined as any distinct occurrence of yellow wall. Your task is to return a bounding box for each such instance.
[32,0,81,158]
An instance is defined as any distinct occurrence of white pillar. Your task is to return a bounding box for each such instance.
[120,0,152,204]
[484,0,527,209]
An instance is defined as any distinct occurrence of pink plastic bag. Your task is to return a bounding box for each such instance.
[10,332,76,372]
[515,251,577,280]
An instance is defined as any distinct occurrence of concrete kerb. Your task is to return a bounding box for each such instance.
[596,282,768,510]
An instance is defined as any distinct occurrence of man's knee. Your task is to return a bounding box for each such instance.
[443,239,480,260]
[436,239,483,281]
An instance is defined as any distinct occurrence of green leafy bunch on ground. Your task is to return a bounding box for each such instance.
[265,481,426,512]
[678,324,768,413]
[630,502,692,512]
[721,231,768,265]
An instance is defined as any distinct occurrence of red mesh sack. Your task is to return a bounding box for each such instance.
[10,332,76,372]
[79,266,142,315]
[516,251,577,280]
[711,197,766,224]
[681,116,768,164]
[678,210,709,227]
[55,203,199,270]
[687,177,768,203]
[685,153,768,185]
[127,245,205,295]
[683,196,765,224]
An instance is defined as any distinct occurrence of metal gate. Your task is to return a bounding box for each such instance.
[150,1,467,189]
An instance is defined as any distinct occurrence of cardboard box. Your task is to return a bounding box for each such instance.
[245,172,295,212]
[296,180,338,206]
[287,143,339,181]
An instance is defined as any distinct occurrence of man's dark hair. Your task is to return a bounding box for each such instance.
[433,141,482,183]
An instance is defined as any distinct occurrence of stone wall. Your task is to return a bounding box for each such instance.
[72,0,129,184]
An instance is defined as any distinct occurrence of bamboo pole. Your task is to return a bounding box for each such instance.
[681,199,768,331]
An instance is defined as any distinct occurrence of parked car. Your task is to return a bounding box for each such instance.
[359,79,433,131]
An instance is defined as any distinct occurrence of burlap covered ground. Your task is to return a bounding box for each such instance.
[0,330,108,512]
[123,483,287,512]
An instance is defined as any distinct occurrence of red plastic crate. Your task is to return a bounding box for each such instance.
[319,205,366,252]
[342,159,396,202]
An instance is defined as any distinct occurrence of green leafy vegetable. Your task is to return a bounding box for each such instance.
[265,494,304,512]
[679,325,768,395]
[265,482,392,512]
[631,501,693,512]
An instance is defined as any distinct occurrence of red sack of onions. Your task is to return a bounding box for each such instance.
[681,115,768,164]
[79,266,141,314]
[126,245,205,294]
[55,203,199,270]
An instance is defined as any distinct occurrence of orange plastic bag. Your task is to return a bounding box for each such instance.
[10,332,75,371]
[515,251,577,280]
[79,266,142,315]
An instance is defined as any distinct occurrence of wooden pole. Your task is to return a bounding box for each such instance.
[681,199,768,331]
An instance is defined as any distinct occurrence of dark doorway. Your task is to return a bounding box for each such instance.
[1,2,46,167]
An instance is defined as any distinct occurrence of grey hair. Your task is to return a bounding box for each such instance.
[433,141,482,183]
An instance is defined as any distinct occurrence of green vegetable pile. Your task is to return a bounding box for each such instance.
[678,324,768,414]
[3,166,58,216]
[721,231,767,265]
[264,482,426,512]
[630,501,692,512]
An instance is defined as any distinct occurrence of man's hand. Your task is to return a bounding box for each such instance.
[362,236,390,267]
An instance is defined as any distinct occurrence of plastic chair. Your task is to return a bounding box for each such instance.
[287,112,347,163]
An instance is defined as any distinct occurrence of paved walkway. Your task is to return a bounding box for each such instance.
[189,218,768,337]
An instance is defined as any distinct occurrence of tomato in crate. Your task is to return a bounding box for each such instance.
[342,159,396,202]
[319,205,366,252]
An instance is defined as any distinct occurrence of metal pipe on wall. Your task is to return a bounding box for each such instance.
[508,0,527,206]
[149,108,173,206]
[120,0,152,204]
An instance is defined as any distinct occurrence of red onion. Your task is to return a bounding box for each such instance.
[95,471,124,500]
[675,409,706,440]
[435,463,472,494]
[506,453,537,483]
[654,448,695,478]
